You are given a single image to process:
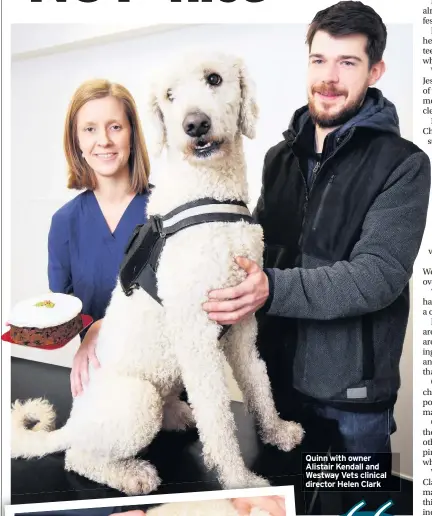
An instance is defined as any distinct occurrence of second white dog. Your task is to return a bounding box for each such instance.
[11,52,304,495]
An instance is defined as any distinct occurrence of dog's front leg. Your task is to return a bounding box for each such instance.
[164,308,269,489]
[223,316,304,452]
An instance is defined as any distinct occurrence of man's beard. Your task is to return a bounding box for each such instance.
[308,83,367,128]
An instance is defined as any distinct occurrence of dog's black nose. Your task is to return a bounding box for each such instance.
[182,112,211,137]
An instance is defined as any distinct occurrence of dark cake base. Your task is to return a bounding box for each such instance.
[10,314,83,347]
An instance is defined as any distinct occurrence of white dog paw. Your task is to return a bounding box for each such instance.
[162,400,195,431]
[262,420,305,452]
[120,462,161,495]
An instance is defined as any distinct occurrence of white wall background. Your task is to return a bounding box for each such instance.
[8,23,413,477]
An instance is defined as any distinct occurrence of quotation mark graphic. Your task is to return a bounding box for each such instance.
[344,499,394,516]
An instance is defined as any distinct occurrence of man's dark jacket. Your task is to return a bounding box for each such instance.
[254,88,430,412]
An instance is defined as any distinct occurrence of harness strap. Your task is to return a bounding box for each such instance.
[162,197,248,219]
[162,211,254,236]
[159,200,253,234]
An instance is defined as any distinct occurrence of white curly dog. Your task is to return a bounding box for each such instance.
[11,52,304,495]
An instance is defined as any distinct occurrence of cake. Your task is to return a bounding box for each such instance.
[8,293,83,347]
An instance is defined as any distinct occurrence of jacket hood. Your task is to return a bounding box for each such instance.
[283,88,400,146]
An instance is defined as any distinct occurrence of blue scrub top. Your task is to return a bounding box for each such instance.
[48,190,149,323]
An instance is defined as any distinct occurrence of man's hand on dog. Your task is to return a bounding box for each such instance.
[203,257,269,325]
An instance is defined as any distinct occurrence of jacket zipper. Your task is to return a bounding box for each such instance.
[296,128,354,252]
[308,130,352,194]
[311,174,335,231]
[310,160,321,189]
[296,159,309,253]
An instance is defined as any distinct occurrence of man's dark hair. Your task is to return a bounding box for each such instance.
[306,1,387,67]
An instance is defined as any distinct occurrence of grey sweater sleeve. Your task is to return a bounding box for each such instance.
[265,151,431,320]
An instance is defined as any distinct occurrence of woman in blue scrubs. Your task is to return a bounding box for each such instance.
[48,79,151,397]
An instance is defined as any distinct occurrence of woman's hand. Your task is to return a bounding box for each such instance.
[231,496,286,516]
[70,319,102,397]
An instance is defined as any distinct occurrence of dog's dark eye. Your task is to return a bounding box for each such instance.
[166,88,174,102]
[207,73,222,87]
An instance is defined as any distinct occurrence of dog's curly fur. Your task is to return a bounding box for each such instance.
[11,52,304,495]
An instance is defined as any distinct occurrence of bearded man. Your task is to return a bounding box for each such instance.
[203,1,430,454]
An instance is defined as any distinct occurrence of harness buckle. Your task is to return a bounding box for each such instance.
[152,215,166,238]
[124,283,139,297]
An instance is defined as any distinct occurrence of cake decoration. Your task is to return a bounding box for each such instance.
[34,300,55,308]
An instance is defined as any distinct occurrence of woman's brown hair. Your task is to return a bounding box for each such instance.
[64,79,150,193]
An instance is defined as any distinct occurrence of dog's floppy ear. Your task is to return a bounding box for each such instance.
[146,84,167,157]
[238,59,259,139]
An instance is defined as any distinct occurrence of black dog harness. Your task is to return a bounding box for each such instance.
[119,197,256,337]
